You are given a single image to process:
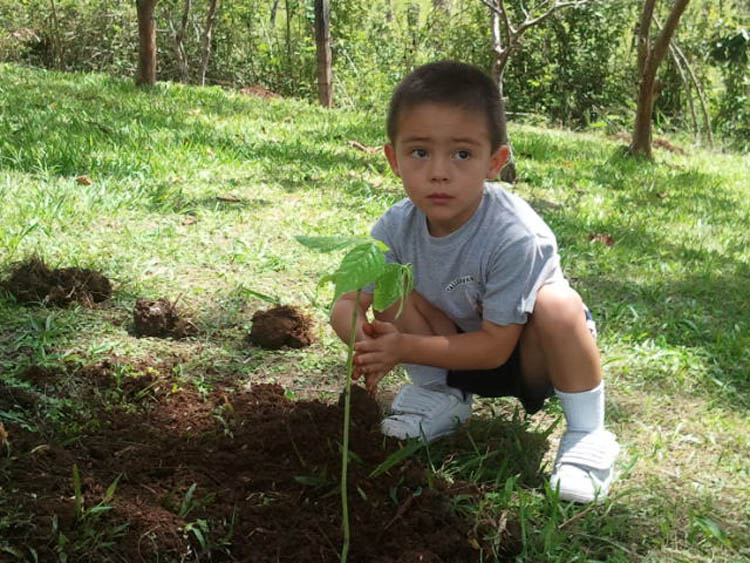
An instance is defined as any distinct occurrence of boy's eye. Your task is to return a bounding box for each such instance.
[454,150,471,160]
[410,148,428,159]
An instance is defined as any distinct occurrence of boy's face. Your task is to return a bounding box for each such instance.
[384,103,509,237]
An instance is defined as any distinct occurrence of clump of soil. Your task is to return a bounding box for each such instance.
[248,304,314,349]
[133,297,197,339]
[2,256,111,306]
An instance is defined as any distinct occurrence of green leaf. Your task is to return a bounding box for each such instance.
[294,475,330,487]
[103,474,121,503]
[369,439,424,478]
[294,235,370,253]
[72,464,83,517]
[373,263,413,313]
[243,288,280,304]
[327,242,386,304]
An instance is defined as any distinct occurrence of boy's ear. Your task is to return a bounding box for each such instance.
[487,145,511,179]
[384,144,401,177]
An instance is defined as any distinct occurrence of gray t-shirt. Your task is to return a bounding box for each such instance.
[369,182,565,331]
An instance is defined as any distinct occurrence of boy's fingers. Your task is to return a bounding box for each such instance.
[371,320,396,333]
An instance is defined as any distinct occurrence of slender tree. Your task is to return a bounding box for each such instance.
[478,0,592,181]
[136,0,160,86]
[315,0,333,107]
[169,0,191,84]
[198,0,221,86]
[629,0,691,157]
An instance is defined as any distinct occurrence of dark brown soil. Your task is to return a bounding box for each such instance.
[1,256,111,306]
[133,297,197,339]
[248,305,315,349]
[0,362,522,562]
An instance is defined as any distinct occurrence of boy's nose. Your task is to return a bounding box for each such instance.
[429,156,450,183]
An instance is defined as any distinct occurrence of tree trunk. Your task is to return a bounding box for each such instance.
[672,41,713,147]
[270,0,280,26]
[496,79,517,183]
[171,0,191,83]
[49,0,65,69]
[385,0,393,23]
[199,0,220,86]
[314,0,333,107]
[488,1,515,182]
[629,0,691,157]
[136,0,159,87]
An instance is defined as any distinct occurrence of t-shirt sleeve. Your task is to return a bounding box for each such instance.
[370,213,400,264]
[481,233,560,325]
[364,211,402,295]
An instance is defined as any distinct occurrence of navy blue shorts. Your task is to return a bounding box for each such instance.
[446,308,596,415]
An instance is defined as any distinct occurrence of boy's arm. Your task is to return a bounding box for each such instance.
[330,290,374,344]
[354,319,523,376]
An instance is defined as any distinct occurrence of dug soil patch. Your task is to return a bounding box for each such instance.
[248,304,314,349]
[133,297,197,339]
[0,363,522,562]
[2,256,111,306]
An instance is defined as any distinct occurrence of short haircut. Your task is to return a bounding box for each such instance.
[387,61,503,151]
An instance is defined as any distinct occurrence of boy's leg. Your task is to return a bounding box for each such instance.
[374,292,472,441]
[520,282,619,503]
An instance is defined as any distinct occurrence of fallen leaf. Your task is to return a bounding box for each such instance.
[0,422,7,445]
[657,192,669,199]
[187,108,202,116]
[588,233,615,246]
[76,175,93,185]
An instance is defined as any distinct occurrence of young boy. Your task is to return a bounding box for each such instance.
[330,61,619,504]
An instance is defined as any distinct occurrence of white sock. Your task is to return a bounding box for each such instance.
[405,363,447,388]
[555,381,605,433]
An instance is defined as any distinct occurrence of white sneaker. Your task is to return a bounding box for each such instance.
[550,429,619,503]
[381,384,472,442]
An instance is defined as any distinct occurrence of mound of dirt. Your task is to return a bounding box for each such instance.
[248,304,314,349]
[133,297,197,339]
[2,256,111,306]
[0,371,521,562]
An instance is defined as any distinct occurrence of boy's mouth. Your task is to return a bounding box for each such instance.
[427,192,453,203]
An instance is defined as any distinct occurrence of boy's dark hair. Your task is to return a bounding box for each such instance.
[387,61,504,151]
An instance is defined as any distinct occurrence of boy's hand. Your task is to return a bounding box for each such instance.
[353,320,403,391]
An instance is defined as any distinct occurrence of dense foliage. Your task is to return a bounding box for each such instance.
[0,0,747,149]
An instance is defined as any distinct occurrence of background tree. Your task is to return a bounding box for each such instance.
[315,0,333,107]
[198,0,220,86]
[630,0,691,157]
[478,0,593,181]
[710,27,750,150]
[167,0,191,83]
[136,0,161,86]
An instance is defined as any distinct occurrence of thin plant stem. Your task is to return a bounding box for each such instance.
[340,289,360,562]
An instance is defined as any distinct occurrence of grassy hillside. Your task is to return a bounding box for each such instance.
[1,63,748,561]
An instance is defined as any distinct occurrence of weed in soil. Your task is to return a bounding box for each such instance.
[133,297,198,339]
[2,256,111,306]
[0,361,519,562]
[248,304,314,349]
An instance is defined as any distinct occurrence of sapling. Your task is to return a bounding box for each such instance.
[296,236,412,563]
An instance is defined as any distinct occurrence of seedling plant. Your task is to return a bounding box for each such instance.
[297,236,413,563]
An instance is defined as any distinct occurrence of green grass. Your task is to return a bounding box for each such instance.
[1,62,749,561]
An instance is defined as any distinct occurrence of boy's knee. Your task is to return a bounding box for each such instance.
[531,283,584,335]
